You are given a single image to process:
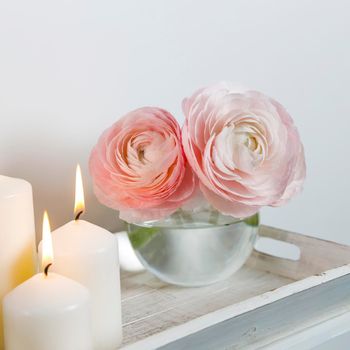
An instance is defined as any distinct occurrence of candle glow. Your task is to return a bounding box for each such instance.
[74,164,85,220]
[41,211,53,273]
[41,164,123,348]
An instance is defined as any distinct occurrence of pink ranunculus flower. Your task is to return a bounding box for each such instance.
[89,107,197,223]
[182,82,306,218]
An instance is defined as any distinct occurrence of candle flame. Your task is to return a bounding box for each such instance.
[42,211,53,272]
[74,164,85,220]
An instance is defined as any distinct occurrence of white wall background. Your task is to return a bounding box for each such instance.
[0,0,349,247]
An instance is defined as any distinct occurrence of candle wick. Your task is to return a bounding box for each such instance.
[44,263,52,276]
[75,210,83,221]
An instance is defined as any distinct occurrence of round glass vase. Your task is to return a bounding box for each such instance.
[127,209,259,287]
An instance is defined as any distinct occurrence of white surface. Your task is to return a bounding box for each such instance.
[120,264,350,349]
[258,312,350,350]
[119,226,350,349]
[314,330,350,350]
[117,232,145,273]
[0,1,349,245]
[254,236,301,261]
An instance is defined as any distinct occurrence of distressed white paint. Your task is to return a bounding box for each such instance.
[120,226,350,349]
[259,312,350,350]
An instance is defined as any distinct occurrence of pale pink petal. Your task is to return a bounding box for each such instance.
[89,107,198,222]
[200,183,261,218]
[182,82,306,218]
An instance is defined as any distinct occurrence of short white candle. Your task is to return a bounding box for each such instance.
[0,175,36,349]
[38,165,122,350]
[3,212,93,350]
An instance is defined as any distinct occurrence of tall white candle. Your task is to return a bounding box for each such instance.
[0,175,36,349]
[3,212,93,350]
[38,166,122,350]
[50,220,121,349]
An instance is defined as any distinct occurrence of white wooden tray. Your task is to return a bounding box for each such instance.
[119,225,350,349]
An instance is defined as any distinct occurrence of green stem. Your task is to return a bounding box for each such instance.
[172,210,183,226]
[178,208,194,223]
[208,209,219,225]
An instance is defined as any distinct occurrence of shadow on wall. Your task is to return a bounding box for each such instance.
[1,133,125,243]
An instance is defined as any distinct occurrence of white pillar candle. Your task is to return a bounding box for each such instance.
[38,166,122,350]
[3,273,93,350]
[3,212,93,350]
[0,175,36,349]
[50,221,121,349]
